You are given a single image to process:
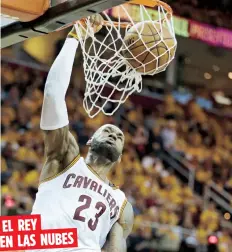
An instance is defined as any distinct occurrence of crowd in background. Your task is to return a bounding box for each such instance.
[166,0,232,29]
[1,61,232,251]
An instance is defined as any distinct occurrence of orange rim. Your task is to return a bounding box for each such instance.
[90,0,172,28]
[129,0,172,14]
[56,0,173,31]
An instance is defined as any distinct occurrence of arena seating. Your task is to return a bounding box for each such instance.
[1,61,232,251]
[166,0,232,29]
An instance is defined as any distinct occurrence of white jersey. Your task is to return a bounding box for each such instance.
[29,155,127,252]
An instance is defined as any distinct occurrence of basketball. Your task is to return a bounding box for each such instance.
[122,21,177,75]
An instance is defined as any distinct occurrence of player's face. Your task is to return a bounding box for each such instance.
[89,124,124,162]
[96,124,125,153]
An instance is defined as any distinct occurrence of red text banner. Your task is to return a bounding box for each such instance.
[0,215,78,251]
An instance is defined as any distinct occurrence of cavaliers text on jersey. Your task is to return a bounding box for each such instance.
[28,155,127,252]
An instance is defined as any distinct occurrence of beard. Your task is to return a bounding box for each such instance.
[90,138,121,163]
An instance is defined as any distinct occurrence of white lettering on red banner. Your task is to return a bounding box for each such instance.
[0,215,78,251]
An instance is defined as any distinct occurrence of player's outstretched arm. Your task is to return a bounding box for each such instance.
[39,37,80,183]
[102,202,134,252]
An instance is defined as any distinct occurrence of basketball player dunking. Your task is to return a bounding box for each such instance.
[28,16,134,252]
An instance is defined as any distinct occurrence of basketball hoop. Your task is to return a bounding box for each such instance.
[74,0,177,118]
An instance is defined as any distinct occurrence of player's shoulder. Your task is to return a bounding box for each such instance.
[118,201,134,238]
[39,152,81,185]
[122,201,133,217]
[109,182,126,198]
[40,128,80,184]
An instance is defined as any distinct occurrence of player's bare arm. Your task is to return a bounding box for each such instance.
[40,128,79,182]
[39,15,105,183]
[39,35,80,183]
[102,202,134,252]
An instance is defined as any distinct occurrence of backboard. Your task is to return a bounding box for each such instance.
[1,0,128,48]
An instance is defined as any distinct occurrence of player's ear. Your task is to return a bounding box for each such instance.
[86,138,92,146]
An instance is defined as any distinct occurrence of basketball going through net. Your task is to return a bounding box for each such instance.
[74,0,177,118]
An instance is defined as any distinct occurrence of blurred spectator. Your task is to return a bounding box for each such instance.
[1,61,231,252]
[200,202,219,233]
[132,126,149,160]
[161,120,177,149]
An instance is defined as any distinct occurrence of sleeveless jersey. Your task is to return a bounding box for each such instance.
[28,155,127,252]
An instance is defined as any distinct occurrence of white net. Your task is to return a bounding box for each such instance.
[74,1,177,118]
